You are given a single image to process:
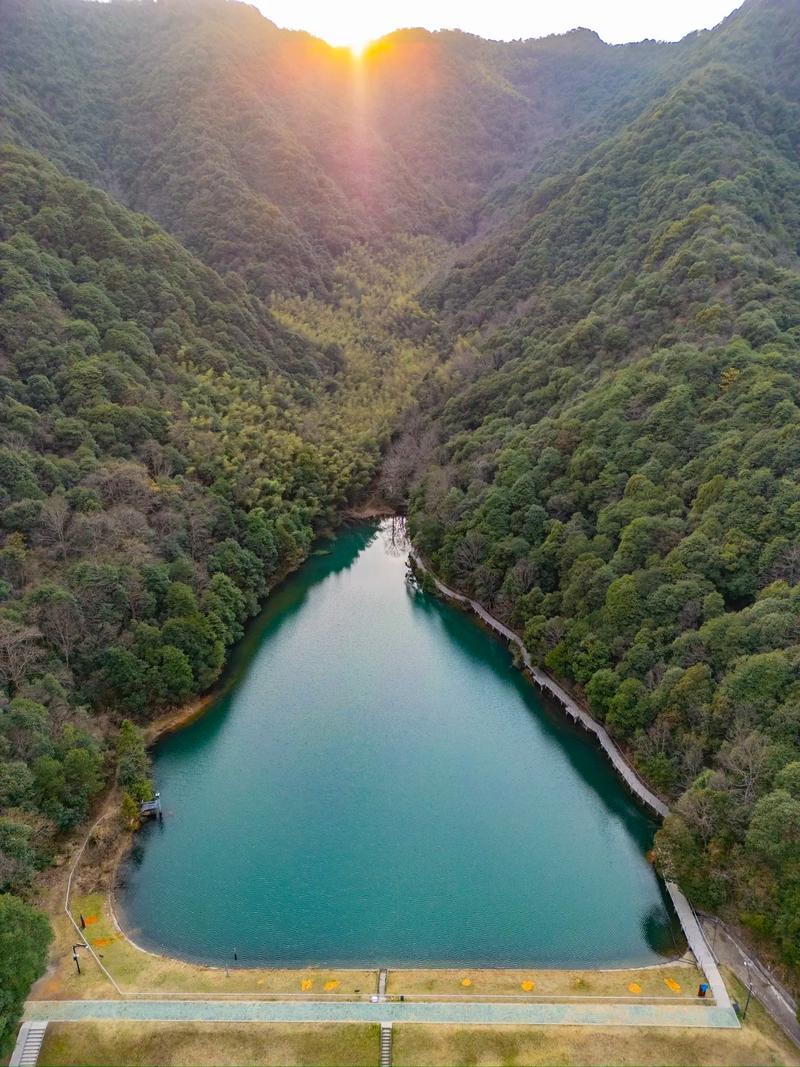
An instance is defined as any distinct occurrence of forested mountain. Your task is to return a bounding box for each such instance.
[405,0,800,976]
[1,0,800,1040]
[1,0,730,295]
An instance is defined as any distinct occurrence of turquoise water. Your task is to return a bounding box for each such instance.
[118,520,677,968]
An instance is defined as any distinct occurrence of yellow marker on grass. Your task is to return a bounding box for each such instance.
[460,978,472,988]
[628,982,642,994]
[521,980,535,992]
[324,980,339,991]
[300,979,313,991]
[665,978,681,993]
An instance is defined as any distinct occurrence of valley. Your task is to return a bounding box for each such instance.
[1,0,800,1062]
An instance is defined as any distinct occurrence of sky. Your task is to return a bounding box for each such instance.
[254,0,746,52]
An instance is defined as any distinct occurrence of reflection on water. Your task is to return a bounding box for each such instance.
[118,519,679,967]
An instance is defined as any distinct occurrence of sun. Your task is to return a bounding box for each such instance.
[346,34,373,59]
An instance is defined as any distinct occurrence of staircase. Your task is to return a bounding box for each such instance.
[10,1022,48,1067]
[379,1022,393,1067]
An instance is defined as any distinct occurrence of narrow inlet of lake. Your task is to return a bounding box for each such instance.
[118,520,678,968]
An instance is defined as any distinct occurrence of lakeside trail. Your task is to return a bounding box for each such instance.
[700,917,800,1048]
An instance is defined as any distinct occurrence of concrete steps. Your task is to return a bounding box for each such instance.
[380,1021,393,1067]
[10,1021,48,1067]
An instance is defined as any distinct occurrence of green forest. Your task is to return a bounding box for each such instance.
[1,0,800,1048]
[405,3,800,979]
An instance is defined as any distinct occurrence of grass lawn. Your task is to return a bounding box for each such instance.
[39,892,701,1004]
[386,964,703,1000]
[37,1022,378,1066]
[35,990,800,1067]
[392,1022,798,1066]
[34,888,800,1066]
[35,894,377,1000]
[30,967,800,1066]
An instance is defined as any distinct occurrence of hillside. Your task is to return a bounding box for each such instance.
[0,144,439,950]
[405,2,800,978]
[1,0,716,296]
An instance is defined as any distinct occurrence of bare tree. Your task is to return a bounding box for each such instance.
[770,544,800,586]
[454,529,486,578]
[644,661,668,692]
[676,786,717,846]
[89,461,152,511]
[38,493,71,562]
[33,588,85,667]
[681,740,706,785]
[382,516,409,556]
[379,413,438,505]
[544,616,568,650]
[140,439,173,479]
[0,621,43,690]
[185,502,215,563]
[149,506,183,544]
[719,730,771,808]
[642,715,674,759]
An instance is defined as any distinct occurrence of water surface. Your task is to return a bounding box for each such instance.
[119,521,676,967]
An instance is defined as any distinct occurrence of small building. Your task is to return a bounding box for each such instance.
[139,792,162,820]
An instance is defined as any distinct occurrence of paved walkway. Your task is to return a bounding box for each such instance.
[25,999,740,1028]
[701,917,800,1048]
[667,884,730,1010]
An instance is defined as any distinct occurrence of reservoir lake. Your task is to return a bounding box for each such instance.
[118,520,678,968]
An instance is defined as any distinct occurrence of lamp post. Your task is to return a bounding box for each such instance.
[742,959,753,1021]
[72,943,87,976]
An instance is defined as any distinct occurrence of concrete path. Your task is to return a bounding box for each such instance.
[701,917,800,1048]
[666,884,730,1010]
[25,999,740,1028]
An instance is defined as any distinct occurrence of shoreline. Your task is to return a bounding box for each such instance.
[142,504,394,749]
[47,509,391,994]
[408,547,669,820]
[406,547,735,1012]
[60,516,693,995]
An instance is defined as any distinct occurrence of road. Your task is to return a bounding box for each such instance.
[701,917,800,1048]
